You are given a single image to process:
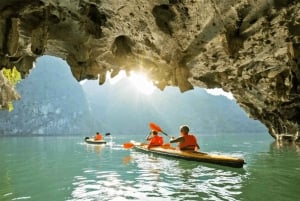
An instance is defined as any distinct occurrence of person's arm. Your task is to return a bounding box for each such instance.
[146,132,152,141]
[194,135,200,150]
[195,143,200,150]
[170,136,184,143]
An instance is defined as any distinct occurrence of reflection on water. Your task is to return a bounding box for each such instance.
[85,144,105,154]
[69,146,247,201]
[270,140,300,154]
[239,141,300,201]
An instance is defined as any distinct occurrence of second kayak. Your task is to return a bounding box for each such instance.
[84,137,107,145]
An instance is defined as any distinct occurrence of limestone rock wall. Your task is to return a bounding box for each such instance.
[0,0,299,138]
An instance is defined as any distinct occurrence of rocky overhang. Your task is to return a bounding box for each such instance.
[0,0,299,139]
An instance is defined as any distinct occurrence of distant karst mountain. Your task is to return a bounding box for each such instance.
[82,78,267,135]
[0,56,96,135]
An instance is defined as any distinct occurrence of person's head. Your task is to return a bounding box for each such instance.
[96,132,99,135]
[152,130,158,135]
[180,125,189,135]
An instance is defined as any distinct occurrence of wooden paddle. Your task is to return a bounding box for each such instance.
[149,122,172,138]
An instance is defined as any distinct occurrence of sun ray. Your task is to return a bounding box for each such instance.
[128,71,156,95]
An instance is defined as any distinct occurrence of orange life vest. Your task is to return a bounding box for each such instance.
[179,134,197,150]
[148,135,163,147]
[94,134,103,140]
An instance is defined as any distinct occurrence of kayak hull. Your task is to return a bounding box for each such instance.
[133,144,245,168]
[84,137,107,145]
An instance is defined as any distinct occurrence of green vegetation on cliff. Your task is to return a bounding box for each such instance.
[1,66,21,111]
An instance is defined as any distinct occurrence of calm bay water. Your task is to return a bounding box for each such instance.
[1,134,300,201]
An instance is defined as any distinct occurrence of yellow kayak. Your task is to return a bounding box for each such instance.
[132,143,245,168]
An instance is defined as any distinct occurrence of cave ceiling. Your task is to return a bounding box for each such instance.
[0,0,300,138]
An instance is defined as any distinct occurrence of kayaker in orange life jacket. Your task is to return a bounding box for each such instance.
[146,130,164,148]
[94,132,103,140]
[170,125,200,151]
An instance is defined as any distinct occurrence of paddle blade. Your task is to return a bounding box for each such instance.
[149,122,162,132]
[123,142,135,149]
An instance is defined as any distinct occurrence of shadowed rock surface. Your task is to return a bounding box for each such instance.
[0,0,299,139]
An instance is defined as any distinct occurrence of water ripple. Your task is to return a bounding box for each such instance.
[67,148,246,201]
[9,136,299,201]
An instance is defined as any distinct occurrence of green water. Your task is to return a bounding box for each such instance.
[1,134,299,201]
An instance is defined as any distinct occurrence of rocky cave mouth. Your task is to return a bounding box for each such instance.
[0,0,300,140]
